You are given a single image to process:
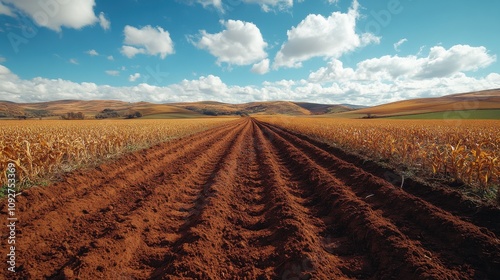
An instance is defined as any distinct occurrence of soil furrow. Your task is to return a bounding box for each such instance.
[259,120,500,278]
[271,122,500,236]
[251,121,352,279]
[207,121,281,279]
[49,120,250,279]
[258,125,376,279]
[150,118,253,279]
[256,120,461,279]
[2,120,245,279]
[1,117,497,280]
[3,119,240,222]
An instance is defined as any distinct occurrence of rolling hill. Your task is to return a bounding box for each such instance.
[293,102,355,114]
[0,100,203,119]
[1,88,498,119]
[342,88,500,118]
[0,99,360,119]
[172,101,309,116]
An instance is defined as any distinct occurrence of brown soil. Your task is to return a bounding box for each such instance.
[1,118,499,279]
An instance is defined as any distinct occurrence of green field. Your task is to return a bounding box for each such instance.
[387,109,500,120]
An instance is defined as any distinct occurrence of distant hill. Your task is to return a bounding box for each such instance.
[293,102,354,114]
[343,88,500,118]
[1,88,497,119]
[0,100,202,119]
[171,101,360,116]
[1,99,330,119]
[172,101,314,116]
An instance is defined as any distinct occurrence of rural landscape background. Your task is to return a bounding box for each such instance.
[1,0,499,279]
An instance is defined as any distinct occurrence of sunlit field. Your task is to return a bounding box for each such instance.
[258,116,500,192]
[0,118,236,187]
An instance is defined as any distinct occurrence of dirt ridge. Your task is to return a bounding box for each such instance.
[1,118,498,279]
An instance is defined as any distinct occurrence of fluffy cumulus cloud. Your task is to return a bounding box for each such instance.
[0,64,12,75]
[193,20,268,67]
[1,61,499,106]
[121,25,174,59]
[251,59,270,74]
[1,0,106,32]
[309,45,497,82]
[274,0,379,68]
[416,45,496,79]
[129,73,141,82]
[86,49,99,56]
[121,46,145,58]
[0,2,14,16]
[98,12,110,30]
[0,39,498,105]
[194,0,223,12]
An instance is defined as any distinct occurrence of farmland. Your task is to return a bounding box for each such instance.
[0,118,236,188]
[1,117,499,279]
[259,116,500,194]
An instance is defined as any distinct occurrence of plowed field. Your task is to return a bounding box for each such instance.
[1,118,499,279]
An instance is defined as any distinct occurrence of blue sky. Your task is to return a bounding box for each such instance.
[0,0,499,105]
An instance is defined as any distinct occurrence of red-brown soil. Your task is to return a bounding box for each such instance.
[1,118,499,279]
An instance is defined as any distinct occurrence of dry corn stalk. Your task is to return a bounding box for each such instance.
[0,118,235,187]
[259,117,500,190]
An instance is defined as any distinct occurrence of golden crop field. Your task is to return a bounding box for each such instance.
[259,116,500,191]
[0,118,235,187]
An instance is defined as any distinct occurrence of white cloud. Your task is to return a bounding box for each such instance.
[0,64,12,75]
[242,0,294,12]
[69,58,78,65]
[417,45,426,56]
[0,56,6,63]
[0,2,14,17]
[356,55,418,81]
[129,73,141,82]
[193,20,268,67]
[121,25,174,59]
[105,70,119,76]
[173,75,230,100]
[121,46,145,58]
[251,59,270,74]
[1,52,499,106]
[417,45,496,79]
[273,0,379,68]
[107,55,114,61]
[98,12,110,30]
[191,0,295,13]
[86,49,99,56]
[2,0,99,32]
[310,45,497,82]
[393,38,407,52]
[308,59,356,82]
[195,0,223,12]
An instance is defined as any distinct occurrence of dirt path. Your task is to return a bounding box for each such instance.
[1,118,499,279]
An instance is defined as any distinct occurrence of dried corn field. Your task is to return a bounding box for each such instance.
[0,118,236,187]
[2,118,499,279]
[258,117,500,191]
